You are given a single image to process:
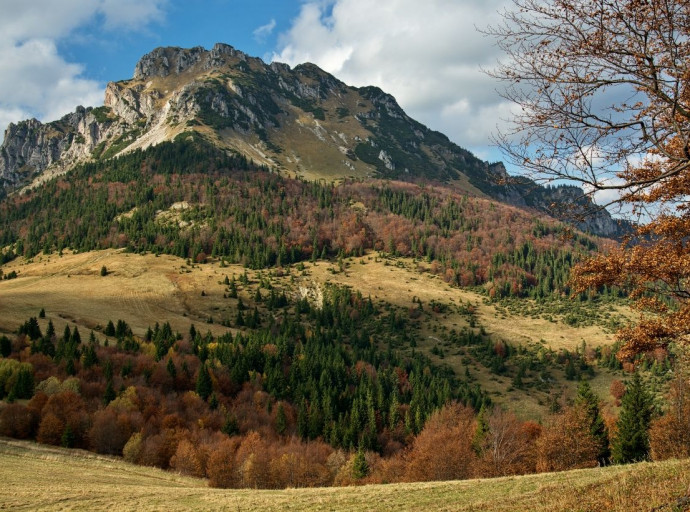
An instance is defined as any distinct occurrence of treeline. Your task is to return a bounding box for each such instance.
[0,137,602,298]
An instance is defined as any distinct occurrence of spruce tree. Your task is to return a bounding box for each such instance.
[575,379,610,465]
[166,357,177,379]
[61,424,75,448]
[103,378,116,405]
[46,320,56,340]
[612,372,653,463]
[196,362,213,400]
[352,448,369,479]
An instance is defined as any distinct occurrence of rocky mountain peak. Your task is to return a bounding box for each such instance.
[0,42,629,237]
[133,43,250,80]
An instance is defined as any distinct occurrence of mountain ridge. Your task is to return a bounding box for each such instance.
[0,42,624,237]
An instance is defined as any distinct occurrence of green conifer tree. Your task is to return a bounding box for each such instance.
[612,372,653,463]
[196,363,213,400]
[575,379,610,465]
[103,378,116,405]
[0,336,11,357]
[352,448,369,479]
[61,424,75,448]
[166,357,177,379]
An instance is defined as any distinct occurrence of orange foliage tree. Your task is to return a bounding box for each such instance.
[535,405,599,472]
[404,402,477,482]
[489,0,690,357]
[477,408,538,477]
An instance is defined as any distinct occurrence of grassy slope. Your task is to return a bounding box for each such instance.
[0,438,688,511]
[0,249,627,419]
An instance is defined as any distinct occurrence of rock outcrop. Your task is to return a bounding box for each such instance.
[0,107,122,193]
[0,42,628,237]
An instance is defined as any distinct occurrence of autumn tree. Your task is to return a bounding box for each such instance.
[404,402,477,482]
[535,405,599,472]
[489,0,690,357]
[648,349,690,459]
[170,439,205,478]
[477,407,537,477]
[650,369,690,460]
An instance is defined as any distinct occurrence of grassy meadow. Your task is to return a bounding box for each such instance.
[0,249,630,419]
[0,438,688,511]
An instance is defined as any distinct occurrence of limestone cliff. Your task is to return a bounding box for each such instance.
[0,42,628,237]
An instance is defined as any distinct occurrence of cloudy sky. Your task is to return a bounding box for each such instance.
[0,0,512,164]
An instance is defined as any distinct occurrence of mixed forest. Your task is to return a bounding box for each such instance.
[0,135,601,300]
[0,136,689,488]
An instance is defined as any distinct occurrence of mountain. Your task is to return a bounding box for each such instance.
[0,43,670,490]
[0,43,623,237]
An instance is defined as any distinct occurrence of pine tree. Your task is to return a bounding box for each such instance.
[222,415,239,436]
[0,336,11,357]
[196,363,213,400]
[46,320,55,340]
[575,379,610,465]
[612,372,653,463]
[352,448,369,479]
[82,344,98,369]
[61,424,75,448]
[472,403,490,455]
[166,357,177,379]
[103,378,116,405]
[71,326,81,345]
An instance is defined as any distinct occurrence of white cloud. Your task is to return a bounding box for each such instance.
[100,0,167,31]
[0,0,96,43]
[253,19,277,43]
[273,0,512,158]
[0,0,166,142]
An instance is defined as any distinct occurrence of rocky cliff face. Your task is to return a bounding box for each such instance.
[0,106,124,193]
[0,42,627,237]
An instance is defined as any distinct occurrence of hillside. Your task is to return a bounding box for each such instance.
[0,43,624,237]
[0,42,672,494]
[0,248,630,419]
[1,438,688,512]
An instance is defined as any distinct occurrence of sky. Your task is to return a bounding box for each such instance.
[0,0,513,165]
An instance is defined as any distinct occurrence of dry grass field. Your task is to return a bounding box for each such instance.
[0,249,620,350]
[0,249,628,418]
[0,438,688,512]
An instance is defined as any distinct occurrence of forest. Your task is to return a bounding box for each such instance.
[0,137,687,488]
[0,275,687,488]
[0,136,602,300]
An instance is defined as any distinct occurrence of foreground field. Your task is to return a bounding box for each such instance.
[0,438,688,511]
